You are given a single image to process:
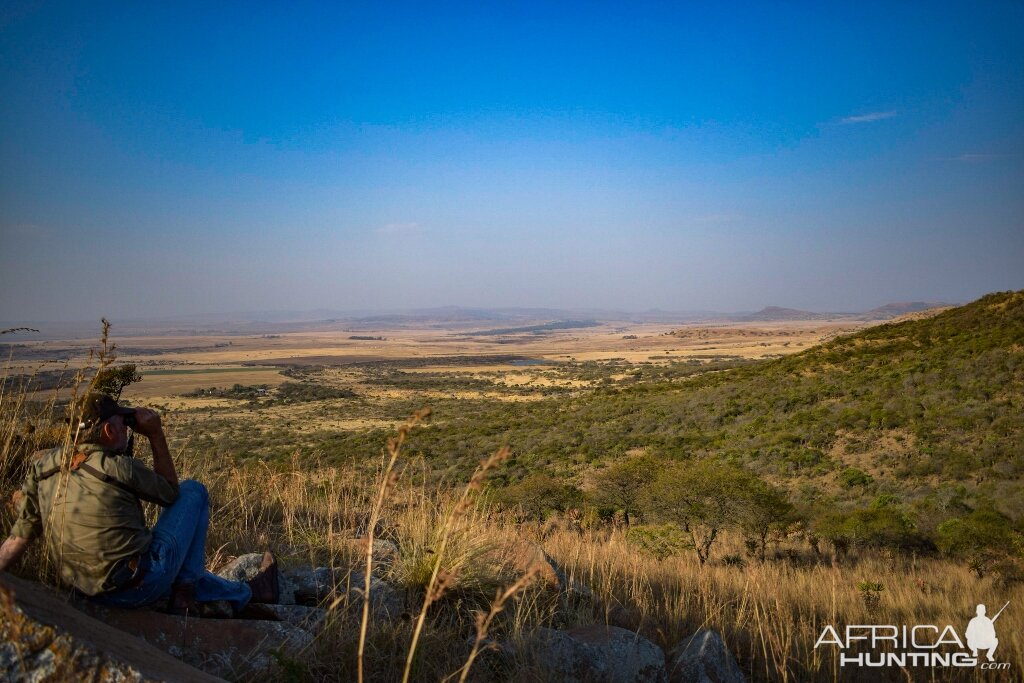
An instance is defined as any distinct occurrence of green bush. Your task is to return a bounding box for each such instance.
[495,474,583,520]
[937,508,1023,576]
[839,467,873,488]
[625,524,690,560]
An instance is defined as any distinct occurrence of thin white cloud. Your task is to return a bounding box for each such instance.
[375,222,421,236]
[839,110,897,124]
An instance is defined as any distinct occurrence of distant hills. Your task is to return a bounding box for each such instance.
[735,306,834,322]
[862,301,952,318]
[1,301,957,339]
[736,301,952,322]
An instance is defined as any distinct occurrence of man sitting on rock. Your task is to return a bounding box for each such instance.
[0,393,279,615]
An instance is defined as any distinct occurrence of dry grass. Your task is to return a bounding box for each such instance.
[170,452,1024,682]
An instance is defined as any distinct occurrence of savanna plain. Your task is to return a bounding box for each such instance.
[2,292,1023,682]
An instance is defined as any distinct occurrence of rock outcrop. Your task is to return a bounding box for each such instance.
[243,603,329,632]
[286,565,337,605]
[286,565,404,619]
[1,571,222,682]
[337,537,400,571]
[76,601,313,677]
[668,628,746,683]
[532,625,667,683]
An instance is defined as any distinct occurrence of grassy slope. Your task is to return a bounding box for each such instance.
[166,290,1023,523]
[380,291,1024,516]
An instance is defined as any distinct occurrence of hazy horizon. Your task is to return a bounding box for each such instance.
[2,2,1022,322]
[0,298,977,330]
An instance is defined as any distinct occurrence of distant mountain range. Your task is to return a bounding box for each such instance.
[1,301,956,339]
[735,301,952,322]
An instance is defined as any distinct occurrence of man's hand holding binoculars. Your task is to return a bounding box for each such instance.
[126,407,178,488]
[128,407,164,440]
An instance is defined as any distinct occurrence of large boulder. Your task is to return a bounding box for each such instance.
[286,566,336,605]
[1,572,222,682]
[333,570,405,620]
[532,625,667,683]
[285,566,404,620]
[215,552,297,605]
[668,629,746,683]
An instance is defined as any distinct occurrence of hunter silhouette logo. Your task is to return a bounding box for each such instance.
[966,602,1007,663]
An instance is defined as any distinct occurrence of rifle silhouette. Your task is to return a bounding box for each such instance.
[992,601,1010,622]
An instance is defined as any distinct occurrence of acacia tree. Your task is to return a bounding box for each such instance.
[737,478,794,562]
[643,460,750,565]
[589,454,660,525]
[643,460,793,565]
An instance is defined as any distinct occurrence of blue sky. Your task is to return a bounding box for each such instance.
[1,1,1022,321]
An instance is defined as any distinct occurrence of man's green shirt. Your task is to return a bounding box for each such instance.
[9,443,179,595]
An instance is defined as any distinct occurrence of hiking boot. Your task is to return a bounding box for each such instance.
[167,582,197,616]
[246,550,280,604]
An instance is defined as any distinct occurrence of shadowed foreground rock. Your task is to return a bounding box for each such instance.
[287,565,404,619]
[76,601,313,678]
[0,572,222,682]
[337,537,400,570]
[532,625,668,683]
[669,628,747,683]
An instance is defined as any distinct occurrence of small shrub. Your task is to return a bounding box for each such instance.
[722,553,746,568]
[839,467,873,488]
[857,580,884,612]
[625,524,690,560]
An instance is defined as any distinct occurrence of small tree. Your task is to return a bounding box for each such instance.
[93,364,142,399]
[589,454,659,525]
[937,508,1022,577]
[496,473,583,521]
[737,479,794,562]
[643,460,753,566]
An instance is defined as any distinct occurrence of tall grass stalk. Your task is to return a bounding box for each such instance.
[354,407,430,683]
[401,446,510,683]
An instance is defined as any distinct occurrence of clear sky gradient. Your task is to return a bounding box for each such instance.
[2,1,1022,321]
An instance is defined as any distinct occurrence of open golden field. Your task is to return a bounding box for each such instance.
[5,318,869,406]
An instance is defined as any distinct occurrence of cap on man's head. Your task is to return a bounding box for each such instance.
[78,392,135,430]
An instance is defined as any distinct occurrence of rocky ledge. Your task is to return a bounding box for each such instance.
[3,546,749,682]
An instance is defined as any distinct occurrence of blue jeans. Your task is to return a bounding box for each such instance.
[94,480,252,612]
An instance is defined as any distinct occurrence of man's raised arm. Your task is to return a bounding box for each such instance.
[133,408,178,488]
